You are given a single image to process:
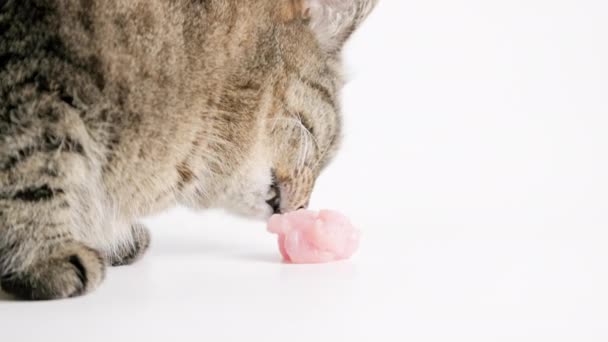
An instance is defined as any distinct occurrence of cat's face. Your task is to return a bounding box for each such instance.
[265,63,343,215]
[219,54,343,220]
[218,0,377,220]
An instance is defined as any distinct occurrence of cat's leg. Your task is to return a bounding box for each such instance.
[0,101,106,300]
[107,223,151,267]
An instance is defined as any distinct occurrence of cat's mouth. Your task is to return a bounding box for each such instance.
[266,173,282,214]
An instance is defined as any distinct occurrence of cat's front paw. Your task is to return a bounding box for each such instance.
[0,241,106,300]
[110,223,151,267]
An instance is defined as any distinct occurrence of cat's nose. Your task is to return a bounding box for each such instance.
[297,201,310,210]
[284,199,310,213]
[266,181,282,214]
[269,200,281,214]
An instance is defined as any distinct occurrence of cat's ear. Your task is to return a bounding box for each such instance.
[303,0,379,53]
[277,0,378,53]
[277,0,310,23]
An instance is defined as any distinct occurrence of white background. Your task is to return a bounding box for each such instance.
[2,1,608,341]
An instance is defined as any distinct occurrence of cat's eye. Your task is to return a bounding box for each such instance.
[298,113,315,136]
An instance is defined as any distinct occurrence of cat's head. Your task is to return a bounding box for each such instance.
[220,0,377,219]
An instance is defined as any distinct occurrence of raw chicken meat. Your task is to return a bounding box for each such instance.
[267,210,360,264]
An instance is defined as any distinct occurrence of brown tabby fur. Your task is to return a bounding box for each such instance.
[0,0,377,300]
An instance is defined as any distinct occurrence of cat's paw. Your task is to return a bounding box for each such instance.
[0,241,105,300]
[111,223,151,267]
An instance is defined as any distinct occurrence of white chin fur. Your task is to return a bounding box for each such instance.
[219,154,275,220]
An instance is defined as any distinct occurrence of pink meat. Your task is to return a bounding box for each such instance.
[267,210,360,264]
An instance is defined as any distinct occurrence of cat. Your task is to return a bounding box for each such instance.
[0,0,377,300]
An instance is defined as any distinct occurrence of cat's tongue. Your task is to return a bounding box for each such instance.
[267,209,360,264]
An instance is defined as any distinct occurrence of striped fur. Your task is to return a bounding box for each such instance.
[0,0,377,300]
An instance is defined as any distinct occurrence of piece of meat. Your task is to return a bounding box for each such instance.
[267,210,360,264]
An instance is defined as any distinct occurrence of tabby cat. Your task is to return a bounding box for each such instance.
[0,0,377,300]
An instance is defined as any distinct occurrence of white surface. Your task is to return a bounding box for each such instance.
[2,1,608,341]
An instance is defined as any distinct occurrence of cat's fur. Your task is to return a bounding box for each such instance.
[0,0,377,300]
